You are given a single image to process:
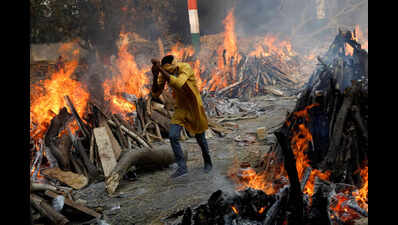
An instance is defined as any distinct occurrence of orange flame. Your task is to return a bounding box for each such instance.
[258,207,266,214]
[330,194,361,222]
[167,42,195,61]
[103,32,150,117]
[249,35,296,60]
[30,53,89,141]
[206,9,241,91]
[353,165,368,212]
[231,206,239,214]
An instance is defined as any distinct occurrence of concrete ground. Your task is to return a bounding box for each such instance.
[72,95,297,225]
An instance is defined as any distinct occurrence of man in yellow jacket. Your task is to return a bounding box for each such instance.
[151,55,213,178]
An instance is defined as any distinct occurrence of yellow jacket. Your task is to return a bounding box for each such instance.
[152,62,208,135]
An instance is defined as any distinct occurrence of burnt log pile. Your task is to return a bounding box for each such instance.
[260,29,368,225]
[200,53,302,99]
[30,89,222,224]
[164,30,368,225]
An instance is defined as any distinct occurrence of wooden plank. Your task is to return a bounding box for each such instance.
[104,122,122,160]
[44,190,101,219]
[41,167,88,190]
[93,127,118,177]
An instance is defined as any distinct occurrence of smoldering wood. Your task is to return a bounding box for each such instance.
[323,81,361,167]
[300,167,313,191]
[274,124,304,225]
[31,193,70,225]
[263,186,289,225]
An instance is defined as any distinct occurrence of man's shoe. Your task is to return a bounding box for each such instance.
[170,168,188,178]
[204,163,213,173]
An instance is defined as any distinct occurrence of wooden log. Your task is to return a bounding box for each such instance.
[69,149,85,175]
[31,182,58,192]
[323,81,361,167]
[44,107,72,170]
[150,110,171,132]
[264,186,289,225]
[105,146,188,195]
[274,125,304,225]
[300,166,313,191]
[64,95,90,138]
[31,194,69,225]
[44,190,102,219]
[216,79,246,96]
[93,127,118,178]
[69,129,99,179]
[107,120,152,148]
[41,167,89,190]
[351,105,368,140]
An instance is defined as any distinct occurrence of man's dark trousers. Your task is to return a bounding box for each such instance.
[169,124,211,172]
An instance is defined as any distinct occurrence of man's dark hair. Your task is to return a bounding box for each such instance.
[161,55,174,66]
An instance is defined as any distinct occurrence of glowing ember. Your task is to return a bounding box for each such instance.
[231,206,239,214]
[353,165,368,212]
[258,207,265,214]
[330,193,361,222]
[103,32,150,117]
[228,154,286,195]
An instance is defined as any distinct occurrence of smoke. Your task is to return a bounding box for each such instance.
[195,0,368,53]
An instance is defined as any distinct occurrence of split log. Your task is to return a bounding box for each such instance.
[44,107,72,170]
[31,182,58,192]
[103,123,122,160]
[93,127,118,177]
[105,145,188,195]
[41,167,89,190]
[64,95,90,138]
[69,129,99,179]
[44,190,102,219]
[31,194,69,225]
[322,81,361,167]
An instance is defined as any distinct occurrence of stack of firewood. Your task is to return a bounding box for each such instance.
[261,29,368,225]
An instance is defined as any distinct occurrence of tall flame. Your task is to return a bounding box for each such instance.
[30,52,89,140]
[207,8,241,91]
[103,32,150,116]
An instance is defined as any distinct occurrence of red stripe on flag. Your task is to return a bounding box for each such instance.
[188,0,197,10]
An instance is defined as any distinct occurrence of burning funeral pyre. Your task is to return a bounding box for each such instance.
[164,30,368,225]
[29,6,368,225]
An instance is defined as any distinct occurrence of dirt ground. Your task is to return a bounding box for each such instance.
[72,95,297,225]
